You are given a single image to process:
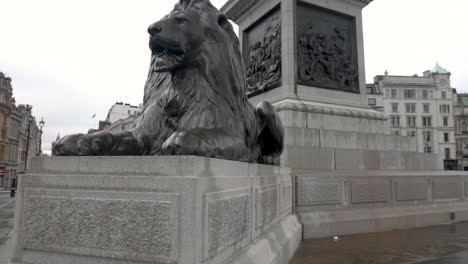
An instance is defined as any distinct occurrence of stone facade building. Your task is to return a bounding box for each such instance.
[17,104,40,174]
[0,72,42,189]
[455,93,468,170]
[0,72,13,188]
[100,102,141,132]
[367,64,457,169]
[4,101,22,189]
[106,115,138,132]
[104,102,141,124]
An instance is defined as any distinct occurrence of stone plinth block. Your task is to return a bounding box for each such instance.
[222,0,373,107]
[295,171,468,239]
[10,156,301,264]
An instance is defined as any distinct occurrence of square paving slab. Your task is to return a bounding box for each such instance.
[290,222,468,264]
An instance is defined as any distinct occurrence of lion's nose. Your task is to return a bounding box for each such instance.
[148,23,162,37]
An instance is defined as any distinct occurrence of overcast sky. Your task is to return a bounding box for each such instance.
[1,0,467,154]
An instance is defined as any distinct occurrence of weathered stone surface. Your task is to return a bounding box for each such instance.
[396,181,427,201]
[204,189,251,259]
[256,185,279,229]
[351,181,389,204]
[433,180,460,200]
[12,156,296,264]
[297,178,343,205]
[23,189,179,263]
[281,184,293,213]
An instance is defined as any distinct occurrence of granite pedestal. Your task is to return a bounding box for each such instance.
[221,0,442,170]
[10,156,301,264]
[295,170,468,239]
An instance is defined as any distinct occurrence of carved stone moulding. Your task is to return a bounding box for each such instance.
[275,102,387,121]
[243,5,282,98]
[296,1,359,93]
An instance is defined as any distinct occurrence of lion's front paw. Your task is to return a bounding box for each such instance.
[161,131,212,156]
[52,134,92,156]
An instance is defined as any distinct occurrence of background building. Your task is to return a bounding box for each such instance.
[17,104,40,174]
[104,102,141,124]
[99,102,141,132]
[455,93,468,170]
[4,100,22,189]
[0,72,12,188]
[0,72,42,189]
[367,64,457,170]
[366,83,384,112]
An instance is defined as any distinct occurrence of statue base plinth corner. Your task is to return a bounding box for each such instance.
[10,156,300,264]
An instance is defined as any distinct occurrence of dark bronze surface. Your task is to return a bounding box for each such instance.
[297,2,359,93]
[53,0,284,165]
[243,7,281,97]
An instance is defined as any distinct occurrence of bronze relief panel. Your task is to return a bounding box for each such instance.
[297,2,359,93]
[243,6,281,97]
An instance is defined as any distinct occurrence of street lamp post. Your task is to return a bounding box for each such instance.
[38,117,45,155]
[24,116,33,172]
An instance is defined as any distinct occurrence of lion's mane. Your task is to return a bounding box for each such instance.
[133,0,260,159]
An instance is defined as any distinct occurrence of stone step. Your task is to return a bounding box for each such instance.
[0,227,10,238]
[0,219,13,227]
[0,219,13,228]
[0,203,15,211]
[0,198,14,205]
[0,209,14,219]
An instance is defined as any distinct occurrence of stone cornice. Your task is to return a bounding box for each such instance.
[383,83,436,88]
[221,0,374,22]
[275,102,387,120]
[342,0,374,8]
[220,0,264,22]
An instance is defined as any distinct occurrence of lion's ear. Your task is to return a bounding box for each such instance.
[217,14,230,30]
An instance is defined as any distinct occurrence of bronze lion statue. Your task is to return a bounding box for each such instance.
[53,0,284,165]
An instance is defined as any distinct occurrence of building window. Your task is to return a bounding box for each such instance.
[391,103,398,113]
[368,98,376,106]
[463,120,468,133]
[423,131,432,142]
[392,130,400,136]
[445,148,450,159]
[444,133,450,143]
[404,89,416,99]
[422,90,428,99]
[405,103,416,113]
[408,131,416,137]
[367,87,372,94]
[407,116,416,127]
[423,104,430,113]
[440,105,450,114]
[442,91,447,99]
[443,117,449,126]
[391,89,397,99]
[391,116,400,127]
[424,146,432,153]
[422,116,432,127]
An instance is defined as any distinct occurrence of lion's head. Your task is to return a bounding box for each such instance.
[143,0,252,128]
[147,0,239,73]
